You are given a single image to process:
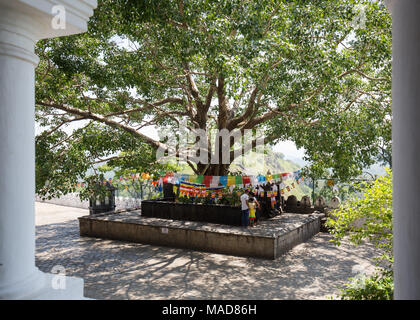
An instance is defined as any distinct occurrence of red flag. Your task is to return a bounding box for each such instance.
[242,176,251,185]
[204,176,212,187]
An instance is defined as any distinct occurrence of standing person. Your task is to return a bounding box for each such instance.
[250,192,261,225]
[240,189,250,228]
[248,197,257,227]
[254,196,262,225]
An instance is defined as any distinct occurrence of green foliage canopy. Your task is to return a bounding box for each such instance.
[35,0,392,196]
[326,169,393,299]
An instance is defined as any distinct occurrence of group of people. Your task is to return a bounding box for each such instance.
[240,189,261,228]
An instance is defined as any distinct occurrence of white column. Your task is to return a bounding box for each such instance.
[0,10,43,299]
[386,0,420,299]
[0,0,96,299]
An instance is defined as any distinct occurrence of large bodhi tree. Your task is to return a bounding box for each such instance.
[35,0,391,196]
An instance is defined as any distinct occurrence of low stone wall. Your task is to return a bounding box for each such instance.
[35,193,141,211]
[35,193,89,209]
[276,216,321,256]
[141,199,242,226]
[78,211,324,259]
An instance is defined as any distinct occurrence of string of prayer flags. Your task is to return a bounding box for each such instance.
[251,176,258,186]
[204,175,212,187]
[211,176,220,187]
[179,183,190,197]
[74,170,305,193]
[282,172,291,179]
[235,176,243,186]
[257,175,266,183]
[227,176,235,187]
[179,181,208,197]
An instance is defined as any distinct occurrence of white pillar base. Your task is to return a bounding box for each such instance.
[31,274,88,300]
[0,269,45,299]
[2,272,88,300]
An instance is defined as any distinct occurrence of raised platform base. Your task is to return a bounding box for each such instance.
[79,211,324,260]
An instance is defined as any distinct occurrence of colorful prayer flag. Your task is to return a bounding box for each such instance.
[227,176,235,186]
[235,176,243,186]
[242,176,251,185]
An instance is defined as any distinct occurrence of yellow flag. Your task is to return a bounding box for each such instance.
[227,176,235,186]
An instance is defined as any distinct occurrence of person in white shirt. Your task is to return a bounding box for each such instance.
[240,189,250,228]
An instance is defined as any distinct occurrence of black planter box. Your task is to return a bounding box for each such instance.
[141,199,242,226]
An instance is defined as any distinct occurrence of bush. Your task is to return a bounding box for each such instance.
[339,271,393,300]
[326,169,393,300]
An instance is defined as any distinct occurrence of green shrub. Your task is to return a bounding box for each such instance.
[339,271,393,300]
[326,169,393,300]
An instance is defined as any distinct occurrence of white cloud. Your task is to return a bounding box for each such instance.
[273,140,306,161]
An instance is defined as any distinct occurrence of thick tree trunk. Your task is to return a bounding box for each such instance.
[206,164,230,176]
[196,163,230,176]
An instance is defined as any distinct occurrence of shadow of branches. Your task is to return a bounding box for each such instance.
[36,220,381,300]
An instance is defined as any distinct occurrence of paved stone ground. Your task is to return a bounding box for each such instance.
[35,202,382,300]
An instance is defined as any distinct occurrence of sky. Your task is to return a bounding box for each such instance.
[273,140,306,164]
[139,124,307,164]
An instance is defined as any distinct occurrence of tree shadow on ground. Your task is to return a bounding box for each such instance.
[36,220,381,300]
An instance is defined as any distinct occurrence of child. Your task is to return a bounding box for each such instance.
[250,192,261,225]
[248,197,257,227]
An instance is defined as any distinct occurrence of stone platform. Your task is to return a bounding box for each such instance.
[78,211,325,260]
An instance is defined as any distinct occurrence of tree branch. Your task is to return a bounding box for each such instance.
[37,101,164,150]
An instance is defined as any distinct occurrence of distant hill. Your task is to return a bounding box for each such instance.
[228,149,312,199]
[229,148,300,176]
[284,155,308,167]
[364,163,387,177]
